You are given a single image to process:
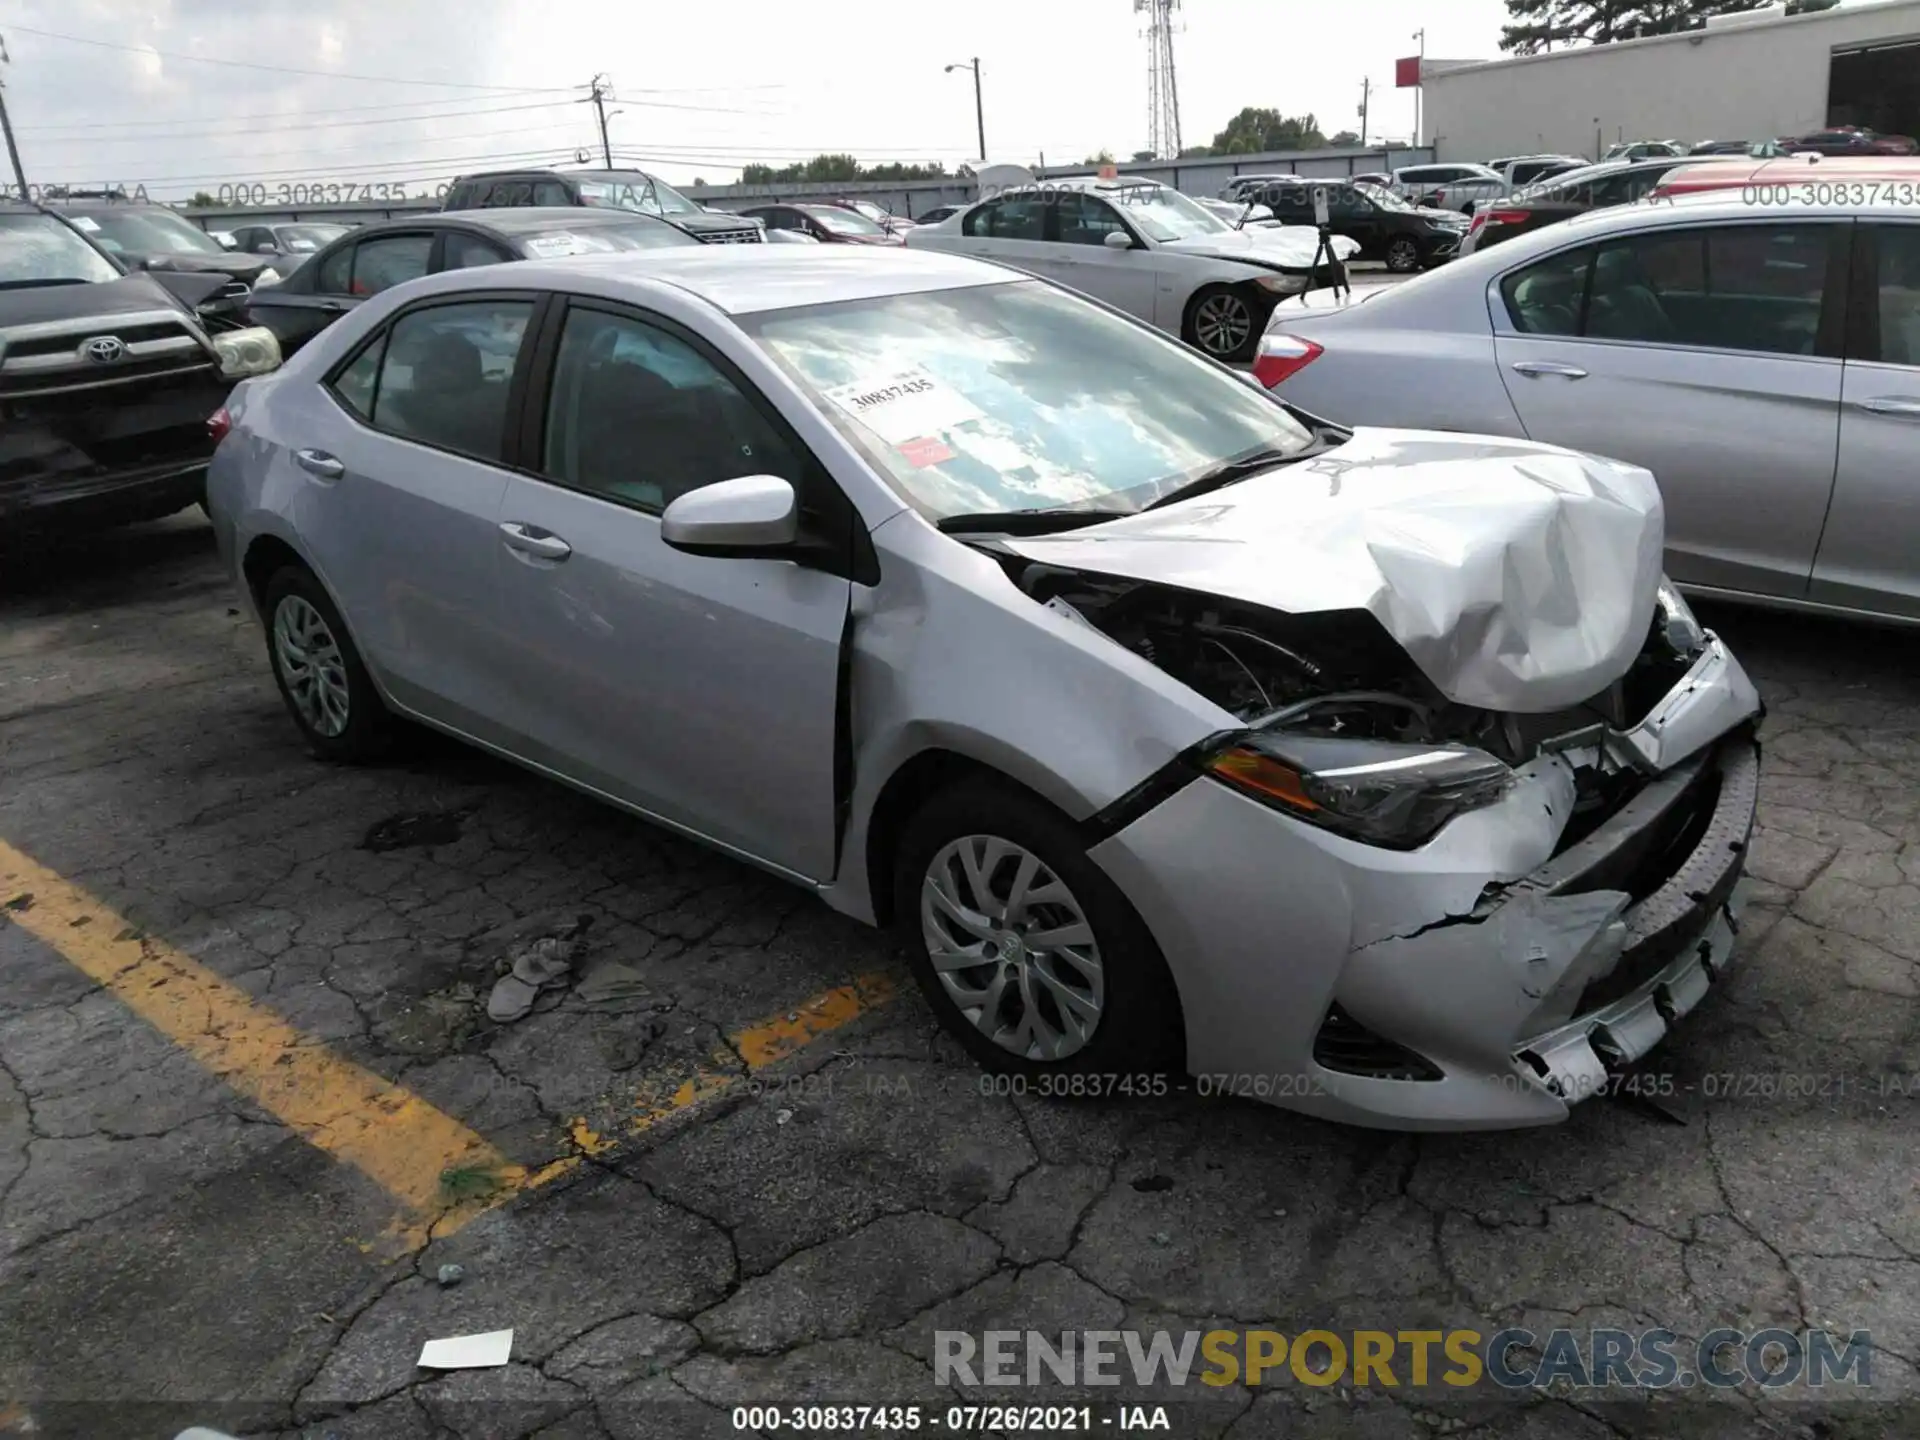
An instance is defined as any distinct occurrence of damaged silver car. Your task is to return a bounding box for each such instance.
[206,246,1762,1130]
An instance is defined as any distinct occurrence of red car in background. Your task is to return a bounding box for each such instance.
[735,203,907,246]
[1651,153,1920,199]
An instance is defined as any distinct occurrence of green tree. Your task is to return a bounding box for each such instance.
[1178,144,1212,158]
[1082,149,1116,166]
[740,155,948,185]
[188,191,217,208]
[1208,108,1327,155]
[1499,0,1789,54]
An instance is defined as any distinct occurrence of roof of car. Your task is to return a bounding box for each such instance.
[458,245,1019,315]
[1535,186,1904,240]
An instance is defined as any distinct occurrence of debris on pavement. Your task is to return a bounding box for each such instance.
[360,809,471,853]
[776,1108,794,1125]
[435,1263,466,1288]
[487,927,588,1024]
[418,1328,513,1370]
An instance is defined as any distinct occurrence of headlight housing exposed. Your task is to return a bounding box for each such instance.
[213,325,283,378]
[1655,577,1706,656]
[1252,272,1308,294]
[1204,732,1513,850]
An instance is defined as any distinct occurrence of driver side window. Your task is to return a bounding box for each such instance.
[1053,194,1128,246]
[539,306,802,514]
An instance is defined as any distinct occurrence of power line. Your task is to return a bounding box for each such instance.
[25,98,587,144]
[0,21,584,91]
[15,90,589,132]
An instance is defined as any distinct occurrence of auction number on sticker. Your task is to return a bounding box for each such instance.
[731,1406,925,1430]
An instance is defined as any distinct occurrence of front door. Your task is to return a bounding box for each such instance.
[1492,219,1847,598]
[488,299,850,881]
[279,292,537,740]
[1813,222,1920,617]
[1043,193,1160,324]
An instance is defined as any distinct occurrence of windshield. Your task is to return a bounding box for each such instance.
[741,280,1314,522]
[806,206,887,237]
[847,201,890,224]
[277,224,348,252]
[1106,185,1231,242]
[521,220,696,254]
[72,207,227,256]
[576,173,703,217]
[0,213,122,286]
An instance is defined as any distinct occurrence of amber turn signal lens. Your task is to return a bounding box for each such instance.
[1206,746,1321,812]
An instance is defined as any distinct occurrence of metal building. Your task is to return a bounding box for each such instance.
[1420,0,1920,162]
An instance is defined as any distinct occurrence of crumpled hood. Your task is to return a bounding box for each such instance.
[1003,428,1666,713]
[1160,225,1363,268]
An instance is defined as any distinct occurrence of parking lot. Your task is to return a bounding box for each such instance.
[2,503,1917,1440]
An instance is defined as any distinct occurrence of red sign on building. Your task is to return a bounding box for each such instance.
[1395,55,1422,87]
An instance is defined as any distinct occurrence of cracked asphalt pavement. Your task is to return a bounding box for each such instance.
[1,517,1916,1440]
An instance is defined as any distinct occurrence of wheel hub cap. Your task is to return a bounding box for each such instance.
[1196,295,1252,355]
[272,595,351,739]
[920,835,1105,1062]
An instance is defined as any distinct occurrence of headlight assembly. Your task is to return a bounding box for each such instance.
[213,325,283,378]
[1252,273,1308,294]
[1204,732,1513,850]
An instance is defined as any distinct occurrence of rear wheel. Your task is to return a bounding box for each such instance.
[1385,235,1422,273]
[893,782,1182,1078]
[1184,284,1260,362]
[262,566,392,762]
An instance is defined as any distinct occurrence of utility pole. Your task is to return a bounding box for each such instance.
[1358,76,1371,147]
[944,58,986,162]
[589,74,613,169]
[0,35,28,198]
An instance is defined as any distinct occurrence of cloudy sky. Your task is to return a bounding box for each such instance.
[0,0,1526,199]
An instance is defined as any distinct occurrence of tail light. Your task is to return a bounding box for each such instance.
[1251,334,1323,388]
[208,406,232,444]
[1482,209,1532,228]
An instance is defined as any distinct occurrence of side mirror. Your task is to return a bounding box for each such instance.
[1103,229,1134,250]
[661,475,798,556]
[253,242,277,254]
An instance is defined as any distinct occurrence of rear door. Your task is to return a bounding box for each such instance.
[249,231,437,354]
[1492,218,1849,597]
[1812,221,1920,616]
[275,291,540,737]
[950,193,1056,274]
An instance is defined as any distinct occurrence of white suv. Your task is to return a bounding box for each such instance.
[1390,163,1505,214]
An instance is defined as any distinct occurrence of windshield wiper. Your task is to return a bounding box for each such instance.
[0,277,94,290]
[1143,430,1344,511]
[937,507,1134,536]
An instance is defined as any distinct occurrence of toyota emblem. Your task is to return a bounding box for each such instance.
[81,335,127,364]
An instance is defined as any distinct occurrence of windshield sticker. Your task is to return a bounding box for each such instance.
[523,234,587,258]
[821,367,985,446]
[68,216,101,232]
[896,435,956,469]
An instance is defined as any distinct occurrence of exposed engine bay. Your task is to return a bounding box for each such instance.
[1005,559,1700,767]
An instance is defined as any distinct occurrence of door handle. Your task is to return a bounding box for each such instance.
[498,522,572,561]
[1857,395,1920,418]
[1511,361,1589,379]
[293,449,344,480]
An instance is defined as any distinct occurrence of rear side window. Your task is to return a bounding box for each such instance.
[364,300,534,463]
[445,233,509,270]
[1874,223,1920,366]
[350,234,434,296]
[963,196,1044,240]
[1502,224,1834,355]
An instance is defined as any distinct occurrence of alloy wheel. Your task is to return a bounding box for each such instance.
[1192,292,1254,357]
[1387,236,1421,272]
[272,594,351,738]
[919,834,1105,1062]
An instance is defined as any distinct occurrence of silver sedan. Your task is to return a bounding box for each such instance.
[1257,191,1920,622]
[208,245,1761,1130]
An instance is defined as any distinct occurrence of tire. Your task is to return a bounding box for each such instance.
[261,565,392,762]
[1385,235,1422,273]
[1183,284,1260,363]
[892,781,1183,1079]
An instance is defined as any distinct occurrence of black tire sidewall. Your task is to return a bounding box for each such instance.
[1387,236,1421,272]
[892,782,1183,1079]
[261,565,390,762]
[1185,284,1260,363]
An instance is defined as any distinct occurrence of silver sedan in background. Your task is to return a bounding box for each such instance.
[1258,192,1920,623]
[208,246,1760,1130]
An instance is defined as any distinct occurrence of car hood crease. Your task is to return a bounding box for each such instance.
[1000,428,1666,713]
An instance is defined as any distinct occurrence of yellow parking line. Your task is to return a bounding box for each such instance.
[2,838,900,1252]
[0,839,514,1219]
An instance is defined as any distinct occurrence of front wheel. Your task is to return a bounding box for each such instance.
[893,783,1183,1078]
[1385,235,1423,273]
[1184,284,1260,363]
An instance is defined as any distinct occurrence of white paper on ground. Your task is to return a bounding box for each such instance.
[418,1328,514,1369]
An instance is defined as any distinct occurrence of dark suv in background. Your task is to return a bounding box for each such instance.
[38,191,280,329]
[1458,155,1699,254]
[441,169,764,243]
